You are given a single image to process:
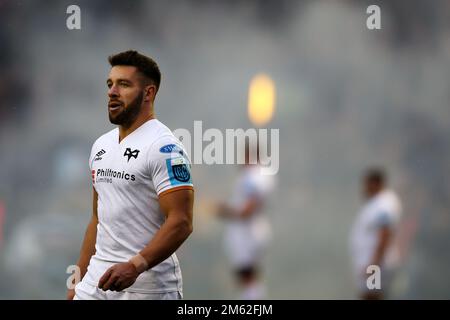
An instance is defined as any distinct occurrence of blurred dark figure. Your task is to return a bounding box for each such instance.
[349,168,403,300]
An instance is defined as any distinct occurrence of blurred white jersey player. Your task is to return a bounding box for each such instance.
[217,142,275,300]
[349,168,402,299]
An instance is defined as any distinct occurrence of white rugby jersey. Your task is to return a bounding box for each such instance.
[82,119,193,293]
[349,189,402,276]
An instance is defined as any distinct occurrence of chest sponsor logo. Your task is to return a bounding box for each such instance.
[94,168,136,184]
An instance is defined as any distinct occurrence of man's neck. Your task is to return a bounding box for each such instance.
[367,188,383,201]
[119,113,155,143]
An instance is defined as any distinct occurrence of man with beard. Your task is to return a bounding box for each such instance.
[67,50,194,300]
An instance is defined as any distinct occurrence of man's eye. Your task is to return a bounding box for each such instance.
[120,82,129,87]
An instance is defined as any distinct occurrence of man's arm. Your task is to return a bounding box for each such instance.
[370,226,392,267]
[139,188,194,267]
[66,188,98,299]
[98,188,193,292]
[217,196,262,220]
[360,226,392,300]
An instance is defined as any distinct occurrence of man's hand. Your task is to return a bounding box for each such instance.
[216,202,235,219]
[216,198,261,220]
[66,288,75,300]
[98,262,140,292]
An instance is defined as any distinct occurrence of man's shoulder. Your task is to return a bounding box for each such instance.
[92,128,118,147]
[376,190,402,216]
[145,120,183,152]
[148,119,175,138]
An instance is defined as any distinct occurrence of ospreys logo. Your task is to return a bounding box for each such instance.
[124,148,140,162]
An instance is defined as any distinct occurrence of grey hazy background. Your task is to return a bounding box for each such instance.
[0,0,449,299]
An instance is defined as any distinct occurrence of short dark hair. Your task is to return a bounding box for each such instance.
[365,167,386,186]
[108,50,161,92]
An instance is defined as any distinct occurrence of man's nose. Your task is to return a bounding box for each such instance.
[108,85,119,97]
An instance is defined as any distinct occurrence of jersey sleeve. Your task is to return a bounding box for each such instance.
[246,170,275,200]
[373,194,401,229]
[89,142,96,171]
[374,211,395,228]
[89,140,99,188]
[148,135,194,196]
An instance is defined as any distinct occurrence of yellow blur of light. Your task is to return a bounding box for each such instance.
[248,73,276,127]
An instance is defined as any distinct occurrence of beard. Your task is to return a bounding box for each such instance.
[108,91,144,128]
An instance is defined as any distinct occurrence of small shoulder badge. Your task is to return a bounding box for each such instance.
[170,157,191,183]
[173,165,190,182]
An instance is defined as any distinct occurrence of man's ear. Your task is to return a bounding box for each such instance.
[144,84,156,102]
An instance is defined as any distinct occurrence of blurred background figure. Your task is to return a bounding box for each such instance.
[349,168,402,299]
[216,141,276,300]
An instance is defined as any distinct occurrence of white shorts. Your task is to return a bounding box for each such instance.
[224,219,271,269]
[74,281,182,300]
